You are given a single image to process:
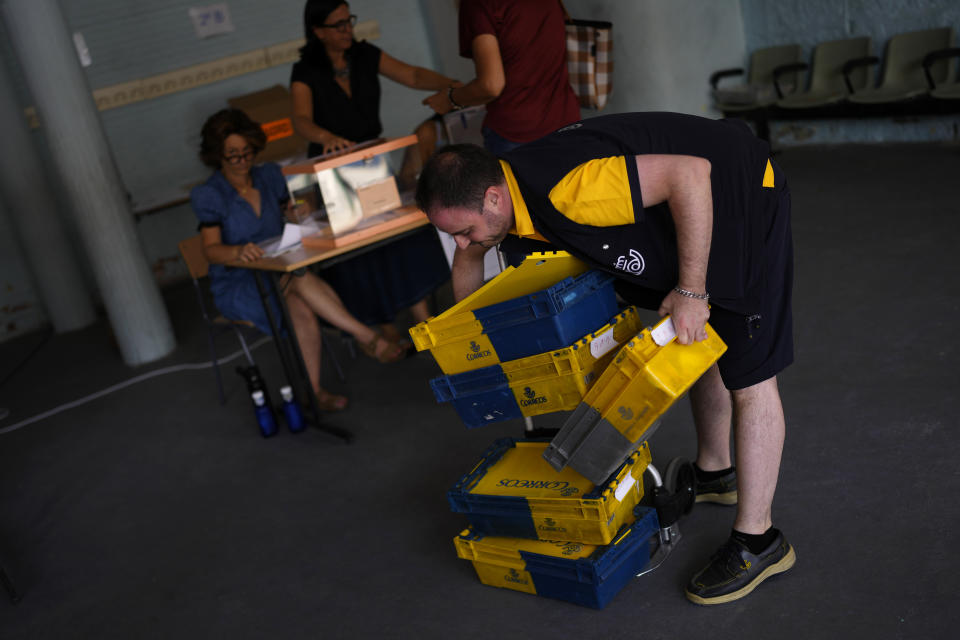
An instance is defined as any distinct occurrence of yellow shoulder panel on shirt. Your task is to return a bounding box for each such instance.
[548,157,636,227]
[500,160,548,241]
[762,159,775,188]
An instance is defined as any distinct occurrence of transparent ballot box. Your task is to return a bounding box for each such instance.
[281,136,424,248]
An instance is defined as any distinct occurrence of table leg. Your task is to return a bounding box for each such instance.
[251,270,298,393]
[253,270,353,443]
[0,558,20,603]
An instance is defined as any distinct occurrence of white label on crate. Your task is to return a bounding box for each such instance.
[651,318,677,347]
[589,327,618,359]
[614,472,636,501]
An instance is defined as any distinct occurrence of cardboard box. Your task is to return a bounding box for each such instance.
[228,85,307,163]
[356,176,401,217]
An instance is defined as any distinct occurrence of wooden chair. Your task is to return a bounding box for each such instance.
[178,235,259,404]
[178,235,347,404]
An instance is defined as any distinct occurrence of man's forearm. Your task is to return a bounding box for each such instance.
[664,159,713,293]
[451,245,488,302]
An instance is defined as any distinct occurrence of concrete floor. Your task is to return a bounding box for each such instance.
[1,144,958,639]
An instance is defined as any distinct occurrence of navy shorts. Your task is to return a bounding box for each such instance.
[713,175,794,390]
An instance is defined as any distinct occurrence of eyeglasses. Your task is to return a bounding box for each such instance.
[321,14,357,31]
[223,149,255,165]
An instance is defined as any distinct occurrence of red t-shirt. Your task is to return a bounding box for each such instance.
[459,0,581,143]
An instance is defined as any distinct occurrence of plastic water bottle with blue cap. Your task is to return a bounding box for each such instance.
[251,390,278,437]
[280,385,306,433]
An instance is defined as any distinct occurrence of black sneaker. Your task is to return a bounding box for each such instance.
[685,531,796,605]
[695,467,738,505]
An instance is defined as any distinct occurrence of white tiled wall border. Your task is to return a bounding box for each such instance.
[23,20,380,127]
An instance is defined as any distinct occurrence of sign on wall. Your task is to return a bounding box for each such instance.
[188,4,235,39]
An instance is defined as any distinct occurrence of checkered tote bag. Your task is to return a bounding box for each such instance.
[565,18,613,110]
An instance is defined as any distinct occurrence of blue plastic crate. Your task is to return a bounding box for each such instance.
[430,367,523,427]
[411,264,617,374]
[475,270,617,363]
[454,506,660,609]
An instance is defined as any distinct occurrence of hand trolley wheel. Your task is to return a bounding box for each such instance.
[663,457,696,517]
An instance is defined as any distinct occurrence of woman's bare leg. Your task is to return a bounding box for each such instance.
[287,272,378,345]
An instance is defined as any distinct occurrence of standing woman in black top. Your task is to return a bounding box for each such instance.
[290,0,457,340]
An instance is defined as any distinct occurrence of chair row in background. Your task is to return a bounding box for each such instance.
[711,27,960,141]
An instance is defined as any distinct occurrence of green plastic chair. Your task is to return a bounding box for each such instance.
[776,37,873,109]
[847,27,954,103]
[710,44,803,112]
[923,47,960,99]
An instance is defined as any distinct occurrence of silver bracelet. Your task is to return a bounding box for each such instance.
[673,286,710,301]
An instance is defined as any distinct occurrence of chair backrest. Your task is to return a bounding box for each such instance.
[809,37,872,93]
[879,27,954,90]
[748,44,803,86]
[178,234,211,281]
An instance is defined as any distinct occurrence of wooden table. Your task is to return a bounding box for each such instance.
[243,214,429,273]
[230,212,432,442]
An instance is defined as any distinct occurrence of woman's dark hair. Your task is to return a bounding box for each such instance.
[198,108,267,169]
[299,0,350,69]
[415,144,505,214]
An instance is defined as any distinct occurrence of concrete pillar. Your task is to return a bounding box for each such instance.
[0,56,97,334]
[1,0,175,365]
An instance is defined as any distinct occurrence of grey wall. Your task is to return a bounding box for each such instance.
[418,0,475,81]
[740,0,960,144]
[0,0,443,343]
[562,0,746,117]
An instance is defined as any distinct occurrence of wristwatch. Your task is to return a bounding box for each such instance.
[447,86,464,111]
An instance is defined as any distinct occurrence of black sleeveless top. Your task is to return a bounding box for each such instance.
[290,40,383,157]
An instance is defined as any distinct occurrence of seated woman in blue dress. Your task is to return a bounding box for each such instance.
[290,0,454,344]
[190,109,406,411]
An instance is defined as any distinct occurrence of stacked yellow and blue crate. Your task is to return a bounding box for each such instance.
[410,252,663,608]
[411,251,727,608]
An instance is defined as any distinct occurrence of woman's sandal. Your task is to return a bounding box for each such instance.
[316,389,348,412]
[359,333,407,364]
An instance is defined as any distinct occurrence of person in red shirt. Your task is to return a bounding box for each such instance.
[424,0,580,154]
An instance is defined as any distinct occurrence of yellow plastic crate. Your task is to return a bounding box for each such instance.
[410,252,617,374]
[448,439,652,545]
[543,316,727,484]
[429,307,645,428]
[453,506,660,609]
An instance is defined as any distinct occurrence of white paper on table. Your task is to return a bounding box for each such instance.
[258,223,303,257]
[276,223,302,251]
